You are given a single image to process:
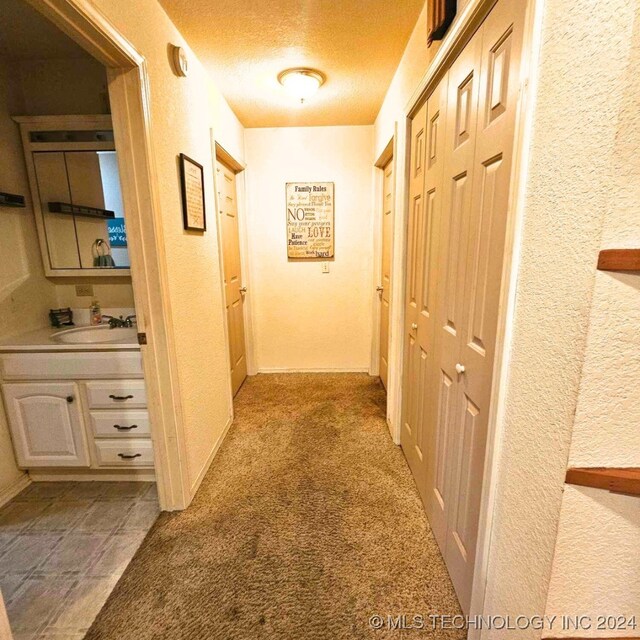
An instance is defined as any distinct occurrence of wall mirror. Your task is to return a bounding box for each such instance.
[14,115,131,277]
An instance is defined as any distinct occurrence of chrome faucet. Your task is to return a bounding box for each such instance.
[102,315,137,329]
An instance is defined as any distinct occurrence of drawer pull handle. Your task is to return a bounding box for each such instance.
[118,453,142,459]
[113,424,138,431]
[109,394,134,401]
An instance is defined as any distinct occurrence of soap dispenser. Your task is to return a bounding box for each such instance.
[89,299,102,326]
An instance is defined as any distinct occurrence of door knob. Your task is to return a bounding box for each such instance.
[411,323,418,330]
[455,363,466,374]
[376,285,384,292]
[66,396,74,403]
[239,286,247,293]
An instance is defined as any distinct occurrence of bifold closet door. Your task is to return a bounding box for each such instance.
[217,160,248,396]
[440,0,525,610]
[428,24,483,556]
[400,0,526,614]
[401,101,428,502]
[400,70,449,510]
[426,0,526,612]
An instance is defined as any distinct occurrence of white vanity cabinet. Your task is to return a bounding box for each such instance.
[0,350,154,476]
[2,382,90,468]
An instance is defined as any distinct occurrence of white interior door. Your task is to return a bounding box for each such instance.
[217,160,248,396]
[378,154,394,390]
[401,100,429,504]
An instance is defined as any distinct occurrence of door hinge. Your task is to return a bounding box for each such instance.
[137,332,147,345]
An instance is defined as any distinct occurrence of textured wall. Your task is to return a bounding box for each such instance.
[244,126,374,372]
[482,0,640,637]
[92,0,244,492]
[543,3,640,634]
[545,488,640,637]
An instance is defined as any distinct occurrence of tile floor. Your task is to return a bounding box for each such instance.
[0,481,159,640]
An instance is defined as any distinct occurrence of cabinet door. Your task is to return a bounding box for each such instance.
[33,152,81,269]
[2,383,89,468]
[65,151,110,269]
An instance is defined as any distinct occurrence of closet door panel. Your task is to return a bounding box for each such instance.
[33,152,80,269]
[401,101,428,502]
[66,152,111,269]
[444,0,526,612]
[419,76,450,537]
[430,27,483,556]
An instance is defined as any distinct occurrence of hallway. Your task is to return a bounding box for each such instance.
[85,374,463,639]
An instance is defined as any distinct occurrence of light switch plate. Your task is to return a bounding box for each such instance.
[75,284,94,297]
[322,262,330,273]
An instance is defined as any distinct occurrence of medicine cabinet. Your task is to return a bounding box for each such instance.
[14,115,131,277]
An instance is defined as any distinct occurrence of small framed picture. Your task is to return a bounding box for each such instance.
[179,153,206,231]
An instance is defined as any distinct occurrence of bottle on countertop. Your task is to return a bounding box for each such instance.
[89,299,102,326]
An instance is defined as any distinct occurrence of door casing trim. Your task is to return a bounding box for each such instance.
[211,138,255,400]
[371,135,397,437]
[27,0,192,510]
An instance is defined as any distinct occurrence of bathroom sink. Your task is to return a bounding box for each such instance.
[52,325,138,344]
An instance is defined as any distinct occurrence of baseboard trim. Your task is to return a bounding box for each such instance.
[28,470,155,482]
[0,474,31,507]
[257,367,370,374]
[189,413,233,498]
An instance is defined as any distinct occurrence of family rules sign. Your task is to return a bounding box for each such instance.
[286,182,334,259]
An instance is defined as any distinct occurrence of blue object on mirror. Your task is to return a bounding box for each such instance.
[107,218,127,247]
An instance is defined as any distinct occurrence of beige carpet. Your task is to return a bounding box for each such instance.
[85,374,464,639]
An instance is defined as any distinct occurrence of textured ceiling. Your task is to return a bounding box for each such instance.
[0,0,90,59]
[159,0,425,127]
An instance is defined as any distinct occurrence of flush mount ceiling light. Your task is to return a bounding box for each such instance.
[277,68,325,104]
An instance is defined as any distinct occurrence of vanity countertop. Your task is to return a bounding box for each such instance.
[0,325,140,353]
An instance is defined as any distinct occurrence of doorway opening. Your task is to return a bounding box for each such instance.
[375,142,395,392]
[0,0,162,634]
[213,143,249,398]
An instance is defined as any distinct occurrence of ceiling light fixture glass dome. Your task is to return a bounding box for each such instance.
[278,68,325,104]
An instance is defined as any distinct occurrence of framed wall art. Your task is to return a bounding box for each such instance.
[286,181,334,259]
[179,153,206,231]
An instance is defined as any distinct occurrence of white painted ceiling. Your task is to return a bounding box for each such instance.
[0,0,90,59]
[159,0,425,127]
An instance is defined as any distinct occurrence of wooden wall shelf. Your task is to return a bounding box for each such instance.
[597,249,640,272]
[565,467,640,497]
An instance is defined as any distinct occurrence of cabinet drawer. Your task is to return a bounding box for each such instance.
[86,381,146,409]
[89,410,150,438]
[0,352,143,380]
[94,439,154,467]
